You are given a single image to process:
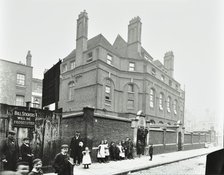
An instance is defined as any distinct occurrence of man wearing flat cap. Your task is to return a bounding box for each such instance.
[0,130,20,171]
[53,144,73,175]
[70,131,83,165]
[20,137,34,171]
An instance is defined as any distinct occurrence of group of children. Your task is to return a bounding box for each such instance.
[1,158,43,175]
[17,138,43,175]
[5,138,152,175]
[97,138,134,163]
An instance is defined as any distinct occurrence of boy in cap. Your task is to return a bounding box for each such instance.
[20,138,33,171]
[28,158,43,175]
[53,144,73,175]
[16,161,30,175]
[0,130,20,171]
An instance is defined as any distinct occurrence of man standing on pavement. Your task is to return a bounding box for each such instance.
[70,131,83,165]
[128,138,134,159]
[149,144,153,161]
[124,137,129,159]
[0,130,21,171]
[20,138,34,171]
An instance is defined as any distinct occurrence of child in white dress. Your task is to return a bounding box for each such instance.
[117,142,125,160]
[82,147,91,169]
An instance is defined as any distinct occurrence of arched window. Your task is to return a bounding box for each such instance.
[167,96,171,113]
[127,84,134,109]
[149,88,155,108]
[173,99,178,115]
[68,81,75,100]
[105,79,112,105]
[149,120,155,124]
[128,84,134,93]
[167,122,171,125]
[159,93,164,110]
[159,121,164,124]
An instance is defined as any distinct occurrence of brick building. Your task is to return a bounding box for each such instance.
[0,51,42,108]
[56,11,186,155]
[0,51,33,106]
[32,78,42,108]
[59,11,184,123]
[27,11,186,158]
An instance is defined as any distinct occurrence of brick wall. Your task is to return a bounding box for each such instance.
[0,59,32,106]
[149,130,163,144]
[61,115,85,145]
[201,134,206,142]
[184,133,192,143]
[93,116,132,147]
[206,134,211,142]
[165,131,176,143]
[183,143,205,150]
[193,134,200,143]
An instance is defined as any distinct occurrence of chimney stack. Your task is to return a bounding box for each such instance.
[26,50,32,66]
[164,51,174,77]
[75,10,88,67]
[127,16,142,58]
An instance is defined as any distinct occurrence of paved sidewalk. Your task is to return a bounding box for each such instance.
[45,146,220,175]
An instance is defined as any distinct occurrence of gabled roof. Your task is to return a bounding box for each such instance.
[113,35,128,57]
[87,34,119,55]
[141,47,153,61]
[64,34,119,61]
[153,60,164,68]
[113,34,154,61]
[64,49,76,60]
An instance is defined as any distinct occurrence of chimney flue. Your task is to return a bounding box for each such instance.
[26,50,32,66]
[75,10,88,67]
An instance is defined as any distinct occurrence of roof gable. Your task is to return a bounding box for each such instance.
[113,35,128,57]
[87,34,118,54]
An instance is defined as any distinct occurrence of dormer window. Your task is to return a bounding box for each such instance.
[107,54,113,65]
[87,52,93,62]
[70,60,76,70]
[169,80,172,86]
[62,64,67,73]
[161,75,165,81]
[144,55,151,62]
[151,68,156,76]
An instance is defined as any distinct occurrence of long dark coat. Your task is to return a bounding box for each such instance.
[53,153,73,175]
[70,136,83,159]
[136,141,143,155]
[20,143,33,169]
[0,137,20,171]
[149,145,153,155]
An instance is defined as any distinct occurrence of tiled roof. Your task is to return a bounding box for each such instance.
[113,35,128,57]
[64,34,119,60]
[88,34,118,54]
[153,60,164,68]
[64,49,76,60]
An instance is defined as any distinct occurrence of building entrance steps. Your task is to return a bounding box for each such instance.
[44,146,220,175]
